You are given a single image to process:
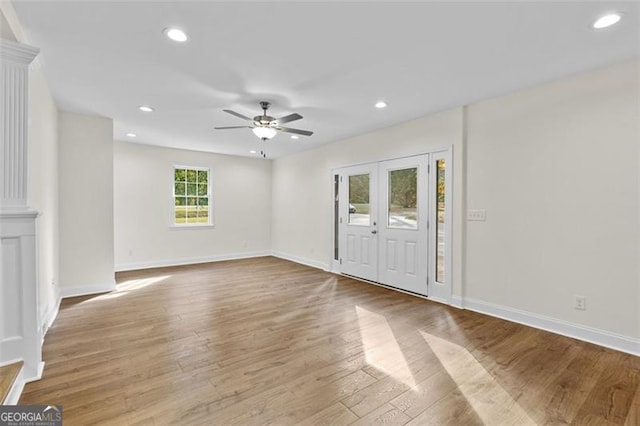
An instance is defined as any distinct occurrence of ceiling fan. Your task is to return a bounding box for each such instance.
[215,101,313,141]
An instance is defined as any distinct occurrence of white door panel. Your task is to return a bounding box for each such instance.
[378,155,429,296]
[339,164,378,282]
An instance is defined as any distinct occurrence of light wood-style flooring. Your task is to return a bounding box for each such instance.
[0,361,23,404]
[21,257,639,425]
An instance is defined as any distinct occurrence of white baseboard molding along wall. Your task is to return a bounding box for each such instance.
[271,251,329,272]
[114,251,271,272]
[59,282,117,299]
[462,297,640,357]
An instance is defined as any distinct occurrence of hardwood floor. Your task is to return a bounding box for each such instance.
[21,256,639,425]
[0,361,23,404]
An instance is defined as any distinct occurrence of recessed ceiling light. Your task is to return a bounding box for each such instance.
[290,135,299,140]
[138,105,154,112]
[126,133,137,138]
[593,13,622,29]
[375,101,388,109]
[164,28,189,42]
[249,150,257,154]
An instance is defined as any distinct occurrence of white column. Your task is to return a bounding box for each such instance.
[1,39,39,210]
[0,39,43,381]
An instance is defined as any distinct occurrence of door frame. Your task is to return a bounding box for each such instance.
[330,147,453,303]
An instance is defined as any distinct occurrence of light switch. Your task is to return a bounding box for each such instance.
[467,209,487,221]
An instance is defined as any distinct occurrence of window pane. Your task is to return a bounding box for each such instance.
[197,206,209,223]
[187,197,197,206]
[348,174,370,226]
[186,169,197,182]
[388,168,417,229]
[197,170,208,183]
[174,197,186,206]
[197,183,207,196]
[174,206,186,223]
[175,168,186,182]
[436,159,446,283]
[198,197,208,206]
[187,183,197,196]
[185,206,196,224]
[174,183,185,196]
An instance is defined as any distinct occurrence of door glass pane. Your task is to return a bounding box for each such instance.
[349,174,370,226]
[388,167,417,229]
[436,159,446,283]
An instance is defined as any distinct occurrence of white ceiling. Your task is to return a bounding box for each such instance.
[12,1,640,158]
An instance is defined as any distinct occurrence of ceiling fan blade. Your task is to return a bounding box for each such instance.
[276,126,313,137]
[275,113,303,125]
[223,109,254,122]
[214,126,252,130]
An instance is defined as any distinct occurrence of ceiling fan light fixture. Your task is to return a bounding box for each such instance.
[252,126,278,140]
[291,135,299,140]
[375,100,388,109]
[592,13,622,29]
[164,27,189,42]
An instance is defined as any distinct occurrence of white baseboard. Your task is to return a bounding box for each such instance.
[114,251,271,272]
[271,251,329,271]
[427,295,451,306]
[463,297,640,356]
[24,361,44,383]
[451,295,464,309]
[60,282,116,299]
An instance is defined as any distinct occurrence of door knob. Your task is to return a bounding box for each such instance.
[371,230,377,234]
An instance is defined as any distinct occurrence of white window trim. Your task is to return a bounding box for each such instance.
[171,165,214,228]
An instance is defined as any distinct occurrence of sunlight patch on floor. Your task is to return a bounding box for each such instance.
[79,275,171,303]
[117,275,171,291]
[356,306,416,387]
[420,331,536,425]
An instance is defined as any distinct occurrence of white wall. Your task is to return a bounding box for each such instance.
[271,59,639,350]
[465,60,639,340]
[27,63,59,330]
[113,141,272,270]
[272,108,465,288]
[58,111,115,295]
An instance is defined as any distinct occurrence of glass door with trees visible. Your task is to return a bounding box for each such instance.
[339,163,378,282]
[335,150,452,301]
[377,155,429,295]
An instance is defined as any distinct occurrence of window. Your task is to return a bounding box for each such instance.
[173,166,211,226]
[348,173,370,226]
[435,158,446,283]
[387,167,418,229]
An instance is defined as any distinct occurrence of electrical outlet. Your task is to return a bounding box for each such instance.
[467,209,487,221]
[575,295,586,311]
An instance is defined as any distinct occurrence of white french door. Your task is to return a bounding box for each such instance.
[339,163,378,282]
[338,154,429,296]
[378,155,429,295]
